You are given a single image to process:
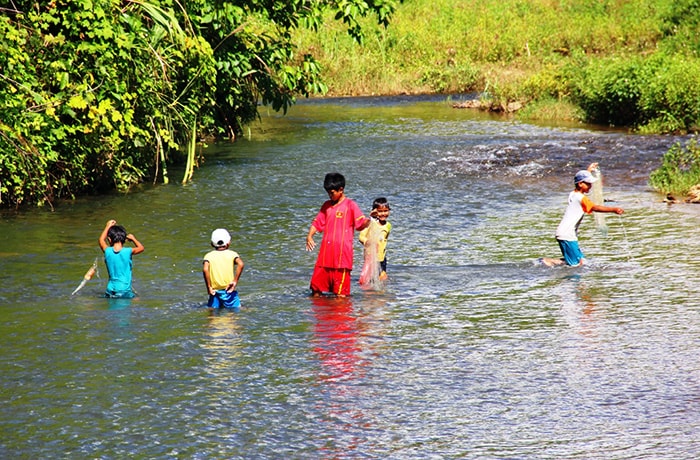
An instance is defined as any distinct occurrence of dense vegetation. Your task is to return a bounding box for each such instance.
[3,0,700,207]
[649,138,700,197]
[294,0,700,134]
[0,0,398,208]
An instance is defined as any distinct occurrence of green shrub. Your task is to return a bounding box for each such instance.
[568,56,645,127]
[636,54,700,133]
[649,137,700,195]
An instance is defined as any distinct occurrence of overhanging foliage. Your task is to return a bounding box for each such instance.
[0,0,399,207]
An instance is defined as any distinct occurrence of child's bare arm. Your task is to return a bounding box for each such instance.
[127,234,145,255]
[227,257,245,292]
[592,204,624,214]
[99,219,117,251]
[202,261,215,295]
[306,225,318,251]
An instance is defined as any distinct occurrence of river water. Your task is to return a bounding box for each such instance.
[2,96,700,459]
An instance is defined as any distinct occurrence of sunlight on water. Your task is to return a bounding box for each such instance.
[1,96,699,459]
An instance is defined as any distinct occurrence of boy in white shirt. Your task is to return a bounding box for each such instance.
[542,163,624,267]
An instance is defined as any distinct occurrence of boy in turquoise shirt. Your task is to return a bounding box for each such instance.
[98,219,145,298]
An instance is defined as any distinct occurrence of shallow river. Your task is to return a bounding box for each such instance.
[2,96,700,459]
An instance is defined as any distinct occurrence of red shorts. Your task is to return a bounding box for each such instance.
[310,266,352,296]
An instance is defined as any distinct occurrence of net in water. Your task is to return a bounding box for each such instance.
[590,167,608,236]
[359,219,383,289]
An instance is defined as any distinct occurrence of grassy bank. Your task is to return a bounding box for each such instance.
[293,0,700,134]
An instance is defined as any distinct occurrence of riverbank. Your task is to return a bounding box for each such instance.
[293,0,700,134]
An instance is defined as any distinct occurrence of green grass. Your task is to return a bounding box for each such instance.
[293,0,700,133]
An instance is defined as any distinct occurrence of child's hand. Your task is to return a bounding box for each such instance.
[226,281,237,293]
[587,162,599,172]
[106,219,117,227]
[306,236,316,251]
[126,233,136,241]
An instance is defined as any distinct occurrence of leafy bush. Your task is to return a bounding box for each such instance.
[636,54,700,133]
[567,57,645,127]
[649,138,700,195]
[1,0,399,207]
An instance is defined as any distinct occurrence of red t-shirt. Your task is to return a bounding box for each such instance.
[312,197,368,269]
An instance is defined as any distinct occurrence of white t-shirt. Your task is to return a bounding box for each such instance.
[555,190,594,241]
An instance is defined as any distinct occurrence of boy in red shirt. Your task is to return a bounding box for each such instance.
[306,173,372,296]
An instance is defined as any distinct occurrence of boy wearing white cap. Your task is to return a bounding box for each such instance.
[203,228,245,309]
[542,163,624,267]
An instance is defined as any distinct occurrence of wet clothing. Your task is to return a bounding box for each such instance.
[104,246,135,298]
[555,190,595,265]
[311,198,368,270]
[558,239,585,266]
[310,267,352,296]
[203,249,242,308]
[207,289,241,309]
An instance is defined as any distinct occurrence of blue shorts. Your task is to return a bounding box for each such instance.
[557,239,585,266]
[104,290,135,299]
[208,289,241,309]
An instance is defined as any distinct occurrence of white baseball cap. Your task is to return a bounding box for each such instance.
[574,170,597,184]
[211,228,231,247]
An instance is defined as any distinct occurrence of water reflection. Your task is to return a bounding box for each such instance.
[311,296,363,382]
[106,297,133,329]
[202,311,243,368]
[311,295,382,458]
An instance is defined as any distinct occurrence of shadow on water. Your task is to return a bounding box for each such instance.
[1,95,700,459]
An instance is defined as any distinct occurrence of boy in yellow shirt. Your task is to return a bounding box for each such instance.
[359,197,392,280]
[203,228,245,309]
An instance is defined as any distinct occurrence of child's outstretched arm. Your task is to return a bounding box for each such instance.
[127,234,145,255]
[99,219,117,251]
[592,204,624,215]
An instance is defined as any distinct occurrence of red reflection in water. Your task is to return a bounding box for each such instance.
[311,296,362,382]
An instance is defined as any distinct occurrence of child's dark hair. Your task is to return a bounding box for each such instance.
[107,225,127,244]
[372,197,390,210]
[323,172,345,191]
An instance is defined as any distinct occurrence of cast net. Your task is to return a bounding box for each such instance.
[590,167,608,236]
[359,219,382,289]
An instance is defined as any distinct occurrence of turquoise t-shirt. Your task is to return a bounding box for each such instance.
[104,246,134,297]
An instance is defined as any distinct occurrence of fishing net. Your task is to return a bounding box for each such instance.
[359,219,382,289]
[590,167,608,236]
[71,257,99,295]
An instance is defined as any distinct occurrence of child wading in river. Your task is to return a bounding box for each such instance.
[98,219,145,298]
[203,228,245,310]
[359,197,392,283]
[306,172,371,296]
[541,163,624,267]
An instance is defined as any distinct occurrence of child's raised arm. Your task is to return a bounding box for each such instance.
[127,234,145,255]
[99,219,117,251]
